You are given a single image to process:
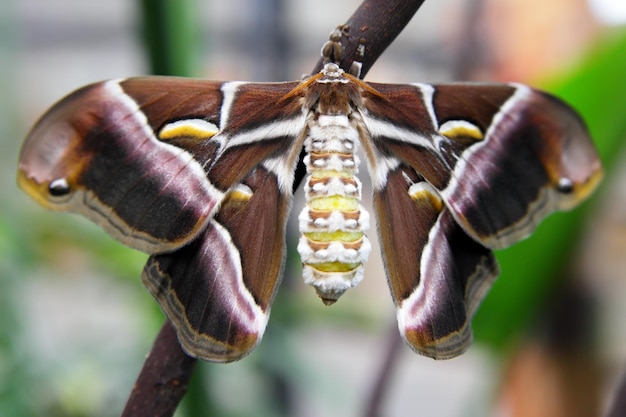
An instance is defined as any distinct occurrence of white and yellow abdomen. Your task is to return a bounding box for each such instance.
[297,114,371,304]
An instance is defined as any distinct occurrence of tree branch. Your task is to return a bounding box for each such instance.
[606,368,626,417]
[312,0,426,78]
[121,321,197,417]
[361,320,404,417]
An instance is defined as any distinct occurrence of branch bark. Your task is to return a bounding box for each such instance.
[312,0,426,78]
[121,321,197,417]
[123,0,425,415]
[606,368,626,417]
[361,321,404,417]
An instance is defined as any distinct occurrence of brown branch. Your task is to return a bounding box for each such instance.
[452,0,487,80]
[121,321,197,417]
[122,1,426,416]
[312,0,427,78]
[606,368,626,417]
[362,320,404,417]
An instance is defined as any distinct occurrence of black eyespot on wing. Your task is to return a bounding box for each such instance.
[48,178,70,197]
[557,177,574,194]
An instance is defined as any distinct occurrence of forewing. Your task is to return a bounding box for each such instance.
[363,82,602,249]
[17,77,303,253]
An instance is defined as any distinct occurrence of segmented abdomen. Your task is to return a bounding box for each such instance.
[297,114,371,305]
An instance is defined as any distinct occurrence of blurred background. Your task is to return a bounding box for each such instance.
[1,0,625,416]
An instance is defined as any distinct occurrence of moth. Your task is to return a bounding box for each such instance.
[17,27,602,362]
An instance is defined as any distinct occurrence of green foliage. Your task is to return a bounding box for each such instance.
[139,0,201,77]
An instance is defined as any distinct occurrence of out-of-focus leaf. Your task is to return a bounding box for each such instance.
[139,0,201,77]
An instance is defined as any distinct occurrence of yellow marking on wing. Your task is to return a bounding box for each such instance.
[221,184,253,211]
[557,167,604,210]
[159,120,219,140]
[228,189,252,201]
[223,188,253,204]
[17,158,88,209]
[438,120,483,141]
[575,168,603,201]
[309,195,358,211]
[408,183,444,212]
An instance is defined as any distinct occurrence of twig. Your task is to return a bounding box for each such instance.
[121,321,197,417]
[605,368,626,417]
[312,0,426,78]
[362,321,404,417]
[123,1,426,416]
[452,0,487,80]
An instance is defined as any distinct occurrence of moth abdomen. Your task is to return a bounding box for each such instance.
[297,113,371,305]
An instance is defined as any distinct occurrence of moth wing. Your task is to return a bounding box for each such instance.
[18,77,307,361]
[135,79,305,361]
[17,77,303,254]
[363,82,602,249]
[360,81,601,358]
[373,165,498,359]
[143,165,293,362]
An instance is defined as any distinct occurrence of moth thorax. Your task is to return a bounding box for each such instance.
[297,114,371,305]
